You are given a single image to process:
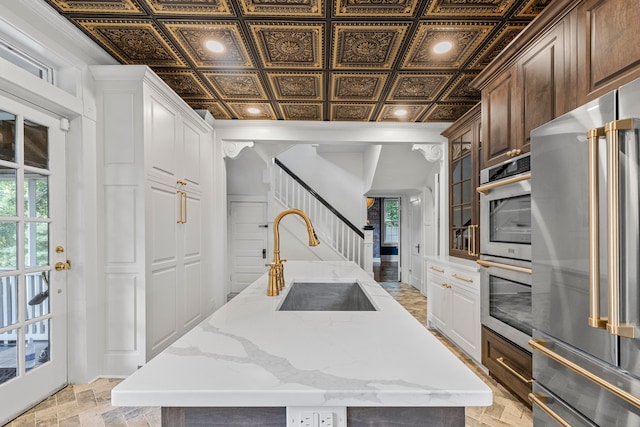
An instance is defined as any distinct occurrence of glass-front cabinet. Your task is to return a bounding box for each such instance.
[442,103,482,259]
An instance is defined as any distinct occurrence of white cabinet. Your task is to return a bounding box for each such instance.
[93,65,214,375]
[426,258,481,364]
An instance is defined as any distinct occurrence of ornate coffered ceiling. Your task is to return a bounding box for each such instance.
[43,0,550,122]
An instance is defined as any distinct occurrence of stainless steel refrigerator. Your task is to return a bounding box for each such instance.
[530,78,640,426]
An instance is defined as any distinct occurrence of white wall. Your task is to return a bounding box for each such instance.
[277,145,366,227]
[226,147,270,197]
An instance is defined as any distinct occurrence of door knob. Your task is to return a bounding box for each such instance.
[55,260,71,271]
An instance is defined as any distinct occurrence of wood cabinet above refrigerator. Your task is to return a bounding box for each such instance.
[472,0,640,168]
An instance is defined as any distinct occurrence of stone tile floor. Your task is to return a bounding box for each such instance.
[6,265,532,427]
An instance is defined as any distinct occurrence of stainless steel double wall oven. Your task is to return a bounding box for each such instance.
[478,154,533,350]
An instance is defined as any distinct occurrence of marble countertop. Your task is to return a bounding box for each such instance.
[111,261,492,408]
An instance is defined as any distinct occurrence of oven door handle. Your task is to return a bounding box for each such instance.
[476,172,531,195]
[476,259,532,274]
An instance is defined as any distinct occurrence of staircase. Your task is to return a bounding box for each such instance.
[272,159,367,269]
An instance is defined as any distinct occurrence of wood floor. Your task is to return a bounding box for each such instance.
[6,263,532,427]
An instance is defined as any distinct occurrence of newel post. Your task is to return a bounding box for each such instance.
[363,224,374,277]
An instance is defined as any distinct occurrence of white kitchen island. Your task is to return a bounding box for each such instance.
[112,261,492,426]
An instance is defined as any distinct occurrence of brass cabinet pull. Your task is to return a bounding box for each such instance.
[528,393,571,427]
[452,273,473,283]
[476,259,532,274]
[430,266,445,273]
[587,127,607,329]
[604,119,637,338]
[467,225,478,257]
[176,179,187,186]
[476,173,531,195]
[177,190,187,224]
[530,339,640,409]
[496,356,532,384]
[183,190,188,224]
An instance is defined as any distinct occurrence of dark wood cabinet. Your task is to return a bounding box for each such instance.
[577,0,640,103]
[480,20,571,168]
[442,103,481,259]
[482,326,532,407]
[515,24,567,154]
[481,70,517,168]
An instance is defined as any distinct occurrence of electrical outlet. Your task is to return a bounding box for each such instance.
[286,406,346,427]
[319,412,334,427]
[300,412,317,427]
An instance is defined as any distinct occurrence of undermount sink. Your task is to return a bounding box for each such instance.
[278,281,376,311]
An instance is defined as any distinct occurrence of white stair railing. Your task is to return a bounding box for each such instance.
[273,159,364,268]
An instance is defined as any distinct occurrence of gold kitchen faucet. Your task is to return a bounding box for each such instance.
[268,208,320,296]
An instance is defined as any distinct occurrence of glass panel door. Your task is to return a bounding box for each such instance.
[0,95,67,424]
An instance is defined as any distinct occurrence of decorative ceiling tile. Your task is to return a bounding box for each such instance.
[249,23,323,69]
[141,0,234,15]
[333,24,409,70]
[376,104,425,122]
[155,70,213,100]
[162,21,254,68]
[387,73,452,102]
[331,73,388,101]
[422,103,476,121]
[279,103,323,120]
[440,73,480,102]
[516,0,552,17]
[188,101,232,119]
[75,19,186,66]
[47,0,142,13]
[238,0,323,17]
[334,0,419,17]
[202,72,267,100]
[267,73,323,100]
[227,102,278,120]
[330,104,374,121]
[425,0,517,17]
[467,23,527,70]
[44,0,550,121]
[402,22,495,70]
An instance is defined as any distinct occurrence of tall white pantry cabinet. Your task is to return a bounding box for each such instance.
[91,66,215,375]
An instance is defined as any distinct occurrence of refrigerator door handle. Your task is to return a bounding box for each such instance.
[528,393,571,427]
[587,126,608,329]
[530,339,640,409]
[605,119,637,339]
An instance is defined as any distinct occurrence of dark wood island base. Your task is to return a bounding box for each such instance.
[162,406,465,426]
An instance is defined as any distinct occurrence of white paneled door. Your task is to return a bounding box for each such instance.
[229,202,268,294]
[410,200,422,289]
[0,94,67,425]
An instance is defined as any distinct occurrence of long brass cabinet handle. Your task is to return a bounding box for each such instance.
[476,259,532,274]
[528,393,571,427]
[496,357,532,384]
[476,173,531,195]
[177,190,184,224]
[183,190,188,224]
[587,126,607,329]
[467,225,478,257]
[430,266,444,273]
[176,180,189,224]
[529,339,640,409]
[452,273,473,283]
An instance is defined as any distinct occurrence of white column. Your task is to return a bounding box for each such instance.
[363,225,374,277]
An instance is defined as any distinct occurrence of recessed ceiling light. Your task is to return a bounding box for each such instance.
[394,109,407,117]
[205,40,225,53]
[247,107,261,114]
[433,41,453,54]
